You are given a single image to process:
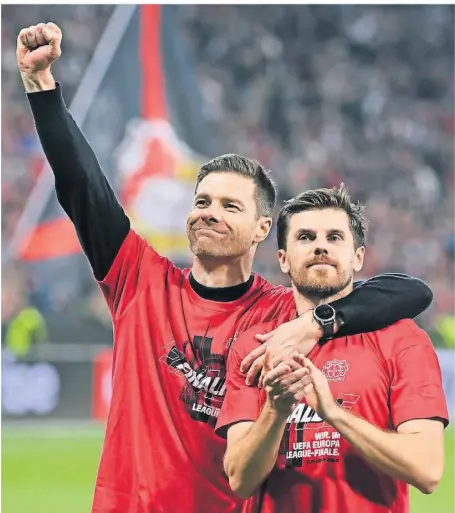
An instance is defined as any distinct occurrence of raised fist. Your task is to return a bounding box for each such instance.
[17,22,62,74]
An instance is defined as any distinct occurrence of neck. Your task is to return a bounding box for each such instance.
[191,253,255,287]
[293,282,354,315]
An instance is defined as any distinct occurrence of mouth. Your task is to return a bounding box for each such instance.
[307,263,335,268]
[194,228,226,235]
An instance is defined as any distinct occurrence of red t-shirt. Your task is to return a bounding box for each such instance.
[91,230,295,513]
[216,316,449,513]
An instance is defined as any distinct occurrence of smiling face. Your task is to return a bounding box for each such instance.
[186,172,272,259]
[278,208,365,300]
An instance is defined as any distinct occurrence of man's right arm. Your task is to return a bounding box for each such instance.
[19,23,129,281]
[217,338,286,499]
[217,331,307,498]
[224,408,286,499]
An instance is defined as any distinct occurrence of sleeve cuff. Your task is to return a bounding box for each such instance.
[394,409,449,430]
[27,82,67,120]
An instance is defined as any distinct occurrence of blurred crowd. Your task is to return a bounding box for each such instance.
[2,5,114,352]
[181,5,454,341]
[1,5,453,350]
[2,5,113,244]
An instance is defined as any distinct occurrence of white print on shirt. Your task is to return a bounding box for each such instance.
[160,335,229,427]
[321,359,349,382]
[285,430,342,461]
[287,393,360,430]
[191,402,220,418]
[282,393,360,467]
[175,362,226,397]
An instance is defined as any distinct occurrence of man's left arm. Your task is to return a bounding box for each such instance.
[301,322,448,494]
[327,413,444,494]
[242,274,433,384]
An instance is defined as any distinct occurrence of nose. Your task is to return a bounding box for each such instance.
[311,233,331,255]
[314,246,328,256]
[200,205,222,224]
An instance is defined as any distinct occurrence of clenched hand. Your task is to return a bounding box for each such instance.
[17,22,62,91]
[241,311,323,386]
[262,352,310,417]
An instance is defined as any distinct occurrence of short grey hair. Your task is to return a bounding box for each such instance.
[195,153,277,217]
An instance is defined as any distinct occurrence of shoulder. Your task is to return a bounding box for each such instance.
[115,229,156,263]
[252,276,294,307]
[367,319,432,359]
[128,229,186,276]
[255,276,292,298]
[102,228,184,289]
[375,319,429,341]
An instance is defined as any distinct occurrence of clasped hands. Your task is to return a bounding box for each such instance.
[262,351,339,422]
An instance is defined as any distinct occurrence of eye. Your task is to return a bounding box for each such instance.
[299,234,312,241]
[225,204,240,212]
[328,234,342,242]
[195,199,208,208]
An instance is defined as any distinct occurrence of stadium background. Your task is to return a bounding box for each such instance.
[1,4,454,513]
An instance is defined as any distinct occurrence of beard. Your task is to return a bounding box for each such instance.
[289,263,353,302]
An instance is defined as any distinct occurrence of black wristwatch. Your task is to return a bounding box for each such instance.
[313,304,337,339]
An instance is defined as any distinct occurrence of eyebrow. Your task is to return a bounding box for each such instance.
[223,197,245,208]
[327,229,346,237]
[194,193,245,208]
[295,228,346,237]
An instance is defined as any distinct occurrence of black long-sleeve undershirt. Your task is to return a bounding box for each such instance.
[27,83,129,281]
[27,83,432,329]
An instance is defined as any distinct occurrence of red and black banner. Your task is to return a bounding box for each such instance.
[18,5,219,278]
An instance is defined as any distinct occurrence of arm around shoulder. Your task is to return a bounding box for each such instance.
[333,273,433,336]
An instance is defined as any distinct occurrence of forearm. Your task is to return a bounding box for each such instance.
[332,274,433,336]
[329,408,438,493]
[25,74,129,279]
[225,404,286,498]
[27,77,114,195]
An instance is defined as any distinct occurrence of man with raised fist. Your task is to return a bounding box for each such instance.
[17,22,433,513]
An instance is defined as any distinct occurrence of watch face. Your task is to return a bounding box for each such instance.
[315,304,335,321]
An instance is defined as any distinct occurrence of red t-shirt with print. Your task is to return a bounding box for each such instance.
[91,229,295,513]
[217,316,449,513]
